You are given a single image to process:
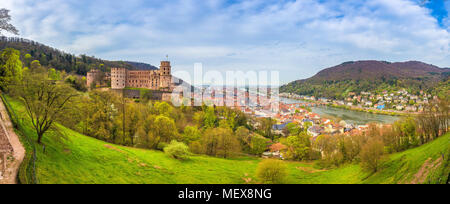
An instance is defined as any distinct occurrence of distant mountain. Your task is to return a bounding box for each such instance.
[280,60,450,99]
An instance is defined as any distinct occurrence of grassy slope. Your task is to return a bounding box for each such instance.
[6,96,449,184]
[363,132,449,184]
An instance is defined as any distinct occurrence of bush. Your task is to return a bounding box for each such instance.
[256,159,288,184]
[164,140,190,160]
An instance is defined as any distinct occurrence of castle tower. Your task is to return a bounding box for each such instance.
[159,60,172,89]
[111,68,127,89]
[86,69,101,88]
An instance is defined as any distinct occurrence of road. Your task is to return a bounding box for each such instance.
[0,98,25,184]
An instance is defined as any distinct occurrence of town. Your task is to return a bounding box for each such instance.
[280,89,435,113]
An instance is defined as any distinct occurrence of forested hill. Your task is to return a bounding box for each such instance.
[124,61,158,70]
[280,60,450,99]
[0,37,158,75]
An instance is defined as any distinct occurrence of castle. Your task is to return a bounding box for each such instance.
[87,61,174,91]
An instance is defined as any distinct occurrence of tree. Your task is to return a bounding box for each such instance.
[193,111,205,128]
[0,48,23,91]
[0,9,19,35]
[13,72,78,144]
[284,133,311,161]
[30,60,42,71]
[314,134,343,167]
[122,103,142,145]
[260,118,276,141]
[182,126,201,144]
[284,123,301,136]
[360,138,385,173]
[201,127,240,158]
[204,106,217,128]
[235,126,251,146]
[75,90,120,143]
[155,101,173,117]
[256,159,288,184]
[150,115,178,148]
[216,127,241,158]
[24,54,32,68]
[48,68,61,80]
[249,134,269,156]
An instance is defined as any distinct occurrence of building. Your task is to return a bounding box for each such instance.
[110,61,173,91]
[86,69,102,88]
[86,69,111,88]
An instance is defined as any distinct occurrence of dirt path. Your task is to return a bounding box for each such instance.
[0,99,25,184]
[409,157,444,184]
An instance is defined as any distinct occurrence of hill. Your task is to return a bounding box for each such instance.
[280,60,450,99]
[0,37,159,75]
[3,95,448,184]
[124,61,158,70]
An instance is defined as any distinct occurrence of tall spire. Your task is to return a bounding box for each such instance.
[166,55,169,61]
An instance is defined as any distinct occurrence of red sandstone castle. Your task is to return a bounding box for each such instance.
[87,61,174,91]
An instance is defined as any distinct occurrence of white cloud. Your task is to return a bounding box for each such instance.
[0,0,449,83]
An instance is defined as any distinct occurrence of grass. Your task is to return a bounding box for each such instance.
[362,132,450,184]
[5,96,449,184]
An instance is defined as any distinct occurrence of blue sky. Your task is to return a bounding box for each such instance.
[1,0,449,84]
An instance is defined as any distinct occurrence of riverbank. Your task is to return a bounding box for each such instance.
[327,104,411,117]
[281,96,414,117]
[280,97,401,125]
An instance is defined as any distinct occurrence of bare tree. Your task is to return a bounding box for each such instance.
[13,72,77,144]
[416,100,449,143]
[0,9,19,35]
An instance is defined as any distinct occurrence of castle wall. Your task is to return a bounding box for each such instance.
[110,61,172,91]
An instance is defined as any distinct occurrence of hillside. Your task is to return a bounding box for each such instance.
[4,95,449,184]
[0,37,159,75]
[124,61,158,70]
[280,60,450,99]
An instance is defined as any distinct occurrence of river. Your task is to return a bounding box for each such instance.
[280,97,401,125]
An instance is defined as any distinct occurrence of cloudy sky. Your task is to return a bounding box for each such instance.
[1,0,449,84]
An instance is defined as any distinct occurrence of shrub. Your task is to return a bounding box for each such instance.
[256,159,288,184]
[164,140,190,160]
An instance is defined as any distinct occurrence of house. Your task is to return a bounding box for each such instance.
[377,104,385,110]
[263,143,287,159]
[272,122,292,136]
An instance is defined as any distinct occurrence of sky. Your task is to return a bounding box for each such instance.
[0,0,449,85]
